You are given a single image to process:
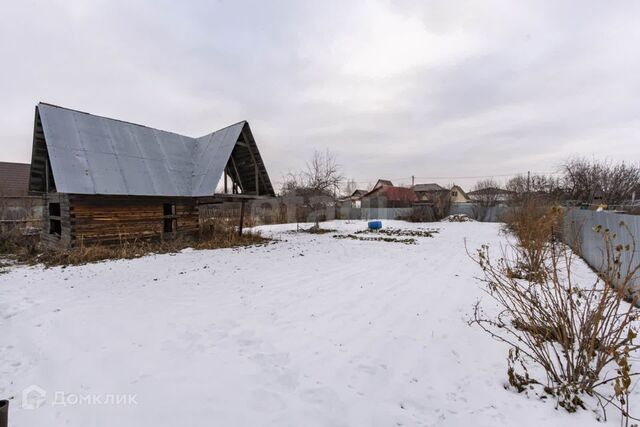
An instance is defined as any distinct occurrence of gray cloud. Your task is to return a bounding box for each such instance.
[1,0,639,190]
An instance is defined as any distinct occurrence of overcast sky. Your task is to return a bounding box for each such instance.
[1,0,639,190]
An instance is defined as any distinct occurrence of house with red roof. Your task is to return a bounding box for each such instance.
[360,183,417,208]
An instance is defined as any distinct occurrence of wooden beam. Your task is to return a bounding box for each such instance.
[255,164,259,196]
[230,155,243,193]
[45,156,49,193]
[241,128,261,196]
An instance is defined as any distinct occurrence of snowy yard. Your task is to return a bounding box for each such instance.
[0,220,626,426]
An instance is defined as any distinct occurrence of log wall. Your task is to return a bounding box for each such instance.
[41,194,200,249]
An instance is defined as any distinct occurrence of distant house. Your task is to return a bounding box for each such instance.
[0,161,43,230]
[0,162,31,196]
[372,179,393,190]
[348,189,367,208]
[449,185,470,204]
[361,185,417,208]
[412,183,447,202]
[467,187,515,205]
[337,189,367,209]
[27,103,275,249]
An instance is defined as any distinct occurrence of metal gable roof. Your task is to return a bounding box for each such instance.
[36,103,246,197]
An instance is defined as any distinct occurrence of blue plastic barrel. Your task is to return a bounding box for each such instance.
[368,220,383,230]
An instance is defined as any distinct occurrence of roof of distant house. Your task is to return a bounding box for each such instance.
[467,187,515,196]
[362,185,417,203]
[373,179,393,189]
[413,183,446,192]
[0,161,31,196]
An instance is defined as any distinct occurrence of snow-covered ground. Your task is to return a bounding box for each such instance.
[0,220,626,426]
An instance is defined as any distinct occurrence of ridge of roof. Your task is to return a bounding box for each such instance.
[38,102,244,141]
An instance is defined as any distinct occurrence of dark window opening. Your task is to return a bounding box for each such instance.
[163,203,176,233]
[48,202,62,237]
[163,203,175,216]
[49,202,61,216]
[49,219,61,236]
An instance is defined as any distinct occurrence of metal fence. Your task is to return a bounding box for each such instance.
[562,209,640,289]
[449,203,508,222]
[336,207,416,220]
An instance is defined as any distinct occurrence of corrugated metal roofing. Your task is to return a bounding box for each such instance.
[37,103,246,197]
[412,183,445,192]
[0,161,31,196]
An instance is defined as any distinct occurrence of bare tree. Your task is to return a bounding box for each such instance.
[506,173,562,203]
[280,150,344,228]
[472,178,501,207]
[561,157,640,206]
[343,178,358,198]
[304,150,343,196]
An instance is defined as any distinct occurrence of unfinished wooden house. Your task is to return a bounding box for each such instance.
[28,103,275,249]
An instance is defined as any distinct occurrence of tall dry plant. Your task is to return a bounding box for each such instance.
[503,202,563,281]
[471,222,640,424]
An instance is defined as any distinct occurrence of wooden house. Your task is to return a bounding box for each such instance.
[28,103,275,249]
[449,185,471,204]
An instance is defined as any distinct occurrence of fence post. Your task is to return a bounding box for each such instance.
[238,200,246,236]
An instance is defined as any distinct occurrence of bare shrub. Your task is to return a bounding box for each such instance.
[0,228,22,254]
[432,191,452,220]
[403,205,436,223]
[0,228,38,257]
[503,201,563,281]
[470,224,640,423]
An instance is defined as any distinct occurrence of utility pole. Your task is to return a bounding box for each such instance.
[527,171,531,193]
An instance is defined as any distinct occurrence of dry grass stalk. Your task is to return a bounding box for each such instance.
[1,218,269,267]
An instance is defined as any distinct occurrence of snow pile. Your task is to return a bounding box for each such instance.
[0,220,621,426]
